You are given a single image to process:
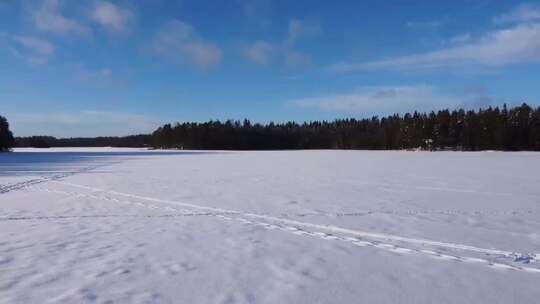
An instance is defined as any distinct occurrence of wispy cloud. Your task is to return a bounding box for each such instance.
[72,64,129,87]
[244,41,273,65]
[285,51,311,68]
[287,18,320,44]
[406,20,442,30]
[242,17,318,67]
[11,35,55,65]
[9,111,161,137]
[493,3,540,24]
[460,86,496,108]
[448,32,471,44]
[239,0,271,18]
[290,85,465,114]
[32,0,91,36]
[330,23,540,72]
[90,1,134,33]
[238,0,272,29]
[150,19,222,72]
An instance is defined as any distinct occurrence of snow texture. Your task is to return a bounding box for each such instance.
[1,148,540,303]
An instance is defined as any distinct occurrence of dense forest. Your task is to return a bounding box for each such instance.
[0,115,15,152]
[10,103,540,151]
[151,103,540,151]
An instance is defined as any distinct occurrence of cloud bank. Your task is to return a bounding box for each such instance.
[290,85,472,114]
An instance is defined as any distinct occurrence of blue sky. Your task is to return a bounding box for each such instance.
[1,0,540,137]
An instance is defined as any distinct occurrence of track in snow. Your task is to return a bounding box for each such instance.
[26,182,540,274]
[0,162,118,195]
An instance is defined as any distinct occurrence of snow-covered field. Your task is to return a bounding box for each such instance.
[1,148,539,303]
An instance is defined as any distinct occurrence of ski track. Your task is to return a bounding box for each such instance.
[0,161,119,195]
[24,183,540,275]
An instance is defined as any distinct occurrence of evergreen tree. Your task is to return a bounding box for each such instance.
[0,115,15,152]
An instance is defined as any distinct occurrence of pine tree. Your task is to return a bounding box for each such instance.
[0,115,15,152]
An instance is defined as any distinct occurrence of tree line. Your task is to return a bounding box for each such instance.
[151,103,540,151]
[8,103,540,151]
[14,135,152,149]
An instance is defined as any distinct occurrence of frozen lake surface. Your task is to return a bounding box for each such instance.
[1,148,540,303]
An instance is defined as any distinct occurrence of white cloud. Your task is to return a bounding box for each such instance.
[150,20,222,72]
[181,42,222,71]
[290,85,462,114]
[9,111,161,137]
[12,35,55,65]
[244,41,273,65]
[287,18,320,44]
[90,1,133,33]
[330,23,540,72]
[32,0,91,36]
[494,3,540,24]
